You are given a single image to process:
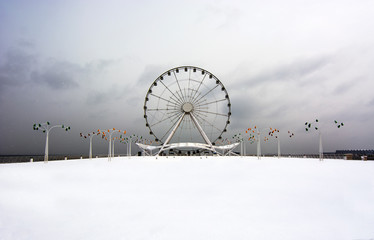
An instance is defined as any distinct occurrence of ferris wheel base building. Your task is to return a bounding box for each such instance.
[138,66,238,156]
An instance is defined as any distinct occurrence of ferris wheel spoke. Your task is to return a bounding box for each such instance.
[187,69,192,102]
[172,71,187,103]
[184,88,190,103]
[192,84,219,105]
[166,103,179,109]
[194,107,209,112]
[195,98,227,108]
[187,87,195,101]
[173,72,185,102]
[166,110,182,117]
[187,88,197,102]
[147,108,178,111]
[194,113,224,133]
[192,110,209,119]
[150,111,182,128]
[194,109,228,117]
[159,113,185,142]
[150,93,179,107]
[190,73,207,103]
[159,80,184,104]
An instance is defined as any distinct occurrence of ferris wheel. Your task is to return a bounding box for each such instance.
[143,66,231,153]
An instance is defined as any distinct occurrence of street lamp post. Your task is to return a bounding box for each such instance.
[80,131,100,159]
[246,126,265,159]
[33,122,70,163]
[123,134,139,157]
[98,128,126,161]
[305,119,344,161]
[111,135,125,157]
[232,133,244,156]
[305,119,323,161]
[246,126,282,159]
[264,128,295,158]
[264,128,281,158]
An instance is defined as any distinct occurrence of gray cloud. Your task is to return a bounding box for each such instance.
[137,65,167,84]
[31,61,80,90]
[86,90,108,106]
[30,58,119,90]
[1,46,120,93]
[0,48,37,89]
[233,55,332,89]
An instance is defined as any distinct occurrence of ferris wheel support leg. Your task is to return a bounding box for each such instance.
[157,113,185,156]
[190,112,218,155]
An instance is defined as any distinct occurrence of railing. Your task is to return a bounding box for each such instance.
[0,155,108,164]
[1,154,372,164]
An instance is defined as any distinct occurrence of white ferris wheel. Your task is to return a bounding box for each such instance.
[141,66,234,155]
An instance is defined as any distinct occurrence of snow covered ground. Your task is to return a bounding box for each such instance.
[0,156,373,240]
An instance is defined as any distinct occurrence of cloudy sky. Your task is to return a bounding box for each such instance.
[1,0,374,156]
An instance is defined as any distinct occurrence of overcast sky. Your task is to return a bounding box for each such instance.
[1,0,374,156]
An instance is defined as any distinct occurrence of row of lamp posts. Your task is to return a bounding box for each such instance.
[230,119,343,160]
[33,119,344,162]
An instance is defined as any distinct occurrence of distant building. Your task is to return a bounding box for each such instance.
[335,149,374,160]
[335,149,374,155]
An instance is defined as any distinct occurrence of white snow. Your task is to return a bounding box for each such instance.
[0,156,373,240]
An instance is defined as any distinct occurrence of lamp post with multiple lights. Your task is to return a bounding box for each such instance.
[98,128,126,161]
[33,122,70,163]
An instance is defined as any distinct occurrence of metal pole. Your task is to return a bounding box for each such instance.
[112,139,115,157]
[244,141,246,156]
[278,138,281,158]
[108,137,112,161]
[257,131,261,159]
[319,131,323,161]
[44,130,49,163]
[89,136,93,159]
[240,141,243,156]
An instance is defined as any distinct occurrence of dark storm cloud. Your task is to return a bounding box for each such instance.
[1,45,119,93]
[0,45,123,155]
[0,47,81,92]
[0,48,37,89]
[86,87,123,106]
[226,55,337,124]
[31,58,118,90]
[229,95,258,123]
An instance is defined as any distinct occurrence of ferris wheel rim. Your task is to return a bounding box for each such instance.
[143,66,231,144]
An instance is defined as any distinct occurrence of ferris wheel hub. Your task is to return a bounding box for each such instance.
[182,102,194,113]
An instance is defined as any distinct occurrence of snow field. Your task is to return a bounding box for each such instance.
[0,156,374,240]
